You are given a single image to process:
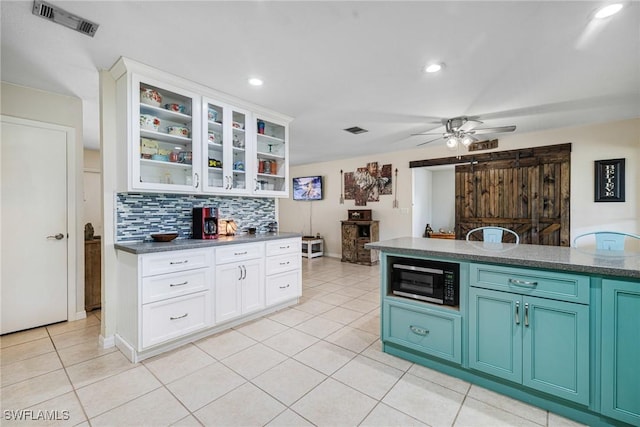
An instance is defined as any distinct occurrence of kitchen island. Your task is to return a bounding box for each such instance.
[115,233,302,362]
[366,237,639,427]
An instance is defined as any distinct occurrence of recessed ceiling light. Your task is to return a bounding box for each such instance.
[248,78,263,86]
[594,3,623,19]
[424,63,444,73]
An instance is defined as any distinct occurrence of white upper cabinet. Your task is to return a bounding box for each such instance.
[202,98,254,195]
[110,57,291,197]
[253,115,289,195]
[133,75,202,193]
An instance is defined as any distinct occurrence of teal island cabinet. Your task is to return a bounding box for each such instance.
[366,237,640,427]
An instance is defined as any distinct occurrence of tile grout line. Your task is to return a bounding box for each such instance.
[49,323,93,426]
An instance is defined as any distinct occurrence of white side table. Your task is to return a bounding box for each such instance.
[301,238,324,258]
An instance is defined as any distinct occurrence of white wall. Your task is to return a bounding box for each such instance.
[279,118,640,257]
[412,168,432,237]
[431,168,455,233]
[0,81,85,318]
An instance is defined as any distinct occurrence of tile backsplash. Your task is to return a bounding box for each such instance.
[116,193,276,242]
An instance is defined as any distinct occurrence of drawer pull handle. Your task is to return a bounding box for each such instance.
[170,281,188,287]
[508,278,538,287]
[234,251,248,256]
[279,284,290,289]
[279,261,290,265]
[409,325,429,336]
[279,245,290,249]
[170,313,188,320]
[524,303,530,327]
[515,301,520,325]
[170,260,188,265]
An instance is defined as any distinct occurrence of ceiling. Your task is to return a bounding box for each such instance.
[1,1,639,166]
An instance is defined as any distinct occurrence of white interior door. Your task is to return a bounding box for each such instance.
[1,119,69,334]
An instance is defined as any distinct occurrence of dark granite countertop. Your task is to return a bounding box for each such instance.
[115,232,302,254]
[366,237,640,279]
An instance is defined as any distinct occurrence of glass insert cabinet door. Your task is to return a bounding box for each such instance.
[204,100,224,191]
[203,98,250,194]
[135,77,200,191]
[255,116,288,194]
[230,109,248,192]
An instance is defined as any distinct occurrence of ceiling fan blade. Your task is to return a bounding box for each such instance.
[416,136,443,146]
[459,119,482,132]
[411,132,444,136]
[470,125,516,135]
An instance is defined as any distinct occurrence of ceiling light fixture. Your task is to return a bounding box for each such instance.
[461,135,475,147]
[594,3,623,19]
[424,63,444,73]
[248,78,263,86]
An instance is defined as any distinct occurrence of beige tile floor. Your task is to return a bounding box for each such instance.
[0,256,586,427]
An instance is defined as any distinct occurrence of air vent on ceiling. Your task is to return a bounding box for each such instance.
[32,0,99,37]
[344,126,368,135]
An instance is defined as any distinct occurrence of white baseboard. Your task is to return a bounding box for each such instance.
[100,334,115,349]
[74,310,87,321]
[115,334,136,363]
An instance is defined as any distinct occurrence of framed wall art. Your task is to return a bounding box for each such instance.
[594,158,625,202]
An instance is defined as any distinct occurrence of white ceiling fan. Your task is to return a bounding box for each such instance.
[413,116,516,148]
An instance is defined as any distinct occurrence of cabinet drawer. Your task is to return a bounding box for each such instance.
[142,269,211,304]
[141,291,211,348]
[266,238,300,256]
[383,300,461,363]
[216,243,264,264]
[469,263,589,304]
[266,271,301,306]
[141,249,213,277]
[266,253,300,276]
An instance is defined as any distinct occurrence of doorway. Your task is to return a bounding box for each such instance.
[1,115,78,334]
[411,143,571,245]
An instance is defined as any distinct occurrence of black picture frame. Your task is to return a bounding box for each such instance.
[594,158,625,202]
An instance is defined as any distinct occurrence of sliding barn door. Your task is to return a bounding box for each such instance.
[455,145,571,246]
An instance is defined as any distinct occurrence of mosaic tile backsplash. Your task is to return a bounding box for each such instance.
[116,193,276,242]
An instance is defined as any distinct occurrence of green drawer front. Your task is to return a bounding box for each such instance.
[383,300,461,363]
[469,263,589,304]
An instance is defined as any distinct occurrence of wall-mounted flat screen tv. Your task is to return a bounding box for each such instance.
[292,176,323,201]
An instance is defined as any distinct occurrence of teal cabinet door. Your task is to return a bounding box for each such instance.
[470,288,589,405]
[522,295,589,405]
[469,287,522,383]
[602,279,640,425]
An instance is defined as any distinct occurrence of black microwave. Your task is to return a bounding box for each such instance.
[389,257,459,306]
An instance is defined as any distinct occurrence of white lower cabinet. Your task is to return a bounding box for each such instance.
[116,237,301,362]
[265,238,301,306]
[266,270,300,306]
[215,257,265,323]
[142,291,211,348]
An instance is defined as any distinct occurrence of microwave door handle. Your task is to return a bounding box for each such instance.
[392,264,444,275]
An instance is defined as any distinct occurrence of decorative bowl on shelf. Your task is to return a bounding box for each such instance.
[140,114,160,131]
[140,88,162,107]
[232,121,244,129]
[164,103,186,114]
[150,232,178,242]
[167,126,190,137]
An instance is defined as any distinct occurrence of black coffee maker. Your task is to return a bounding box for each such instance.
[193,207,219,239]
